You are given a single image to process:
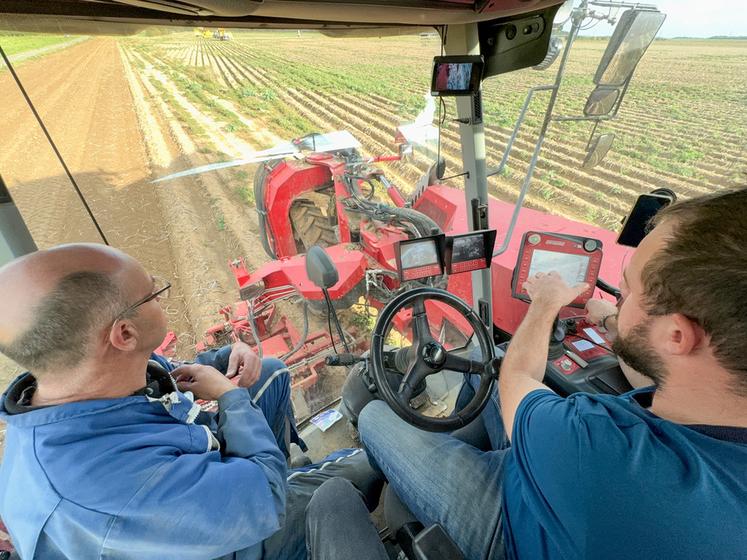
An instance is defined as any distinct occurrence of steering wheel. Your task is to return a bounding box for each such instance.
[370,287,496,432]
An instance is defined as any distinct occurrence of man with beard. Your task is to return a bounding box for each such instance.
[345,187,747,560]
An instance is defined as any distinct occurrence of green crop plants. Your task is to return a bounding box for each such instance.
[0,34,77,56]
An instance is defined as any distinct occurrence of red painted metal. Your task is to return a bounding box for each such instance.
[197,144,631,395]
[411,186,630,333]
[241,244,368,302]
[386,184,407,207]
[263,160,332,258]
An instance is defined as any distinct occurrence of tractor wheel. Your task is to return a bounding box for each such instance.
[290,196,337,253]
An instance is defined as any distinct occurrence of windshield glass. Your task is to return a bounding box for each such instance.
[0,28,745,424]
[481,37,746,231]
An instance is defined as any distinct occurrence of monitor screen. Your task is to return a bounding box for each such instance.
[401,239,440,269]
[452,235,484,262]
[431,56,484,96]
[528,250,590,287]
[434,62,473,92]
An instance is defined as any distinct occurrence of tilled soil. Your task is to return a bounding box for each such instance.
[0,38,273,389]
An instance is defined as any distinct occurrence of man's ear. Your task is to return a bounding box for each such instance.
[664,313,704,356]
[109,319,140,352]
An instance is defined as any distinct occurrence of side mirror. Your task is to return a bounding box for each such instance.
[305,245,339,289]
[583,86,620,117]
[593,9,666,87]
[582,133,615,169]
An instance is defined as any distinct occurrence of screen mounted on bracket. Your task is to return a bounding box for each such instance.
[431,55,484,97]
[396,234,446,281]
[445,230,497,274]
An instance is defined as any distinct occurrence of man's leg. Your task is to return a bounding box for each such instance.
[246,357,306,457]
[305,478,389,560]
[359,400,508,560]
[260,449,385,560]
[456,373,510,451]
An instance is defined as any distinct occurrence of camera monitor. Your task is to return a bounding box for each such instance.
[445,230,497,274]
[431,56,484,97]
[512,232,603,308]
[396,234,446,281]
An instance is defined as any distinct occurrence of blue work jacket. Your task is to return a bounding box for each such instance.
[0,371,287,559]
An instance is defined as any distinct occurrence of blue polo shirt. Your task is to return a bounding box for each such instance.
[502,388,747,559]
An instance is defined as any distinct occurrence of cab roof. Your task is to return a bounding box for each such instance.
[0,0,564,34]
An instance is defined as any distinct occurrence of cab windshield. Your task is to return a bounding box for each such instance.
[0,27,744,423]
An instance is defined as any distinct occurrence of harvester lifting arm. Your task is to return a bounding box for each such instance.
[376,174,407,207]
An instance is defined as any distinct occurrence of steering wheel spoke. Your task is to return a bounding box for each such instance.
[398,360,431,401]
[443,352,485,375]
[410,296,433,344]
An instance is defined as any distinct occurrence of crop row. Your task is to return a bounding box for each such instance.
[137,36,745,228]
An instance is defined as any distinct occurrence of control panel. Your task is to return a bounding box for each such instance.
[512,231,603,308]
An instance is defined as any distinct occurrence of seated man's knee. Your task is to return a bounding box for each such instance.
[255,357,290,392]
[261,357,288,378]
[358,400,390,443]
[307,477,361,518]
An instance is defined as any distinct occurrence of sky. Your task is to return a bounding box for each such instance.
[576,0,747,38]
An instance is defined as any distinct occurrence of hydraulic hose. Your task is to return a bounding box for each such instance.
[254,160,279,259]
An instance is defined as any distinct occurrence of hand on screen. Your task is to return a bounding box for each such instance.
[523,271,588,312]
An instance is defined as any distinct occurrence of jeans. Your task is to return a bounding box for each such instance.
[222,359,384,560]
[260,450,385,560]
[358,375,509,560]
[305,478,389,560]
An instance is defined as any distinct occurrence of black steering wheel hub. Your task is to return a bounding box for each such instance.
[421,341,447,368]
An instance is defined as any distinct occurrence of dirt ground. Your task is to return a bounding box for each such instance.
[0,38,276,391]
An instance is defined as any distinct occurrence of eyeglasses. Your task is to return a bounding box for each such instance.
[115,276,171,321]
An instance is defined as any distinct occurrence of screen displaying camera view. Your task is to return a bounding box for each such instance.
[401,239,440,269]
[452,235,485,262]
[434,62,473,92]
[528,250,590,287]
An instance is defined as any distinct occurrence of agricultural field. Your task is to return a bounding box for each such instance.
[129,31,747,226]
[0,31,745,423]
[0,33,74,55]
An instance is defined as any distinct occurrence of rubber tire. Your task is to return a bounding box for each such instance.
[289,197,337,253]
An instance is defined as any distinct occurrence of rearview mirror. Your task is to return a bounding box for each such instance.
[582,133,615,169]
[430,157,447,182]
[583,86,620,117]
[594,9,666,87]
[305,246,339,289]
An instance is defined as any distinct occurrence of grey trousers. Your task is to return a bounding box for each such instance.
[305,478,389,560]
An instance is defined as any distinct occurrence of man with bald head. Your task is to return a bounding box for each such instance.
[0,243,381,560]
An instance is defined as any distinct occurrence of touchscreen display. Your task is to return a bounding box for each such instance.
[401,239,439,269]
[434,62,473,92]
[452,235,484,262]
[528,250,590,287]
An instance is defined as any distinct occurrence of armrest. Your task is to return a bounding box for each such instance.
[412,524,464,560]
